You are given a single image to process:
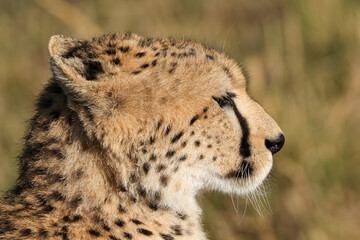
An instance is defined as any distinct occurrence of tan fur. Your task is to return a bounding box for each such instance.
[0,33,283,240]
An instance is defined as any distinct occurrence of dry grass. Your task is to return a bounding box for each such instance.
[0,0,359,239]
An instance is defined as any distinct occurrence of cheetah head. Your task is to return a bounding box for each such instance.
[49,33,284,210]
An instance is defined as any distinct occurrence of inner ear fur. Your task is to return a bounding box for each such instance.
[48,35,83,56]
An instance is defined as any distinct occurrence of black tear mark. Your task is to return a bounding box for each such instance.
[213,92,251,158]
[83,60,104,80]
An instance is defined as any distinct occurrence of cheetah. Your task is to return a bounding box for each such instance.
[0,33,284,240]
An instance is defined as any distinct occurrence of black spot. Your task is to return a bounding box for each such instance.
[190,115,199,125]
[168,62,177,74]
[155,52,160,57]
[194,140,200,147]
[203,107,208,113]
[106,49,117,55]
[124,232,133,239]
[138,228,153,236]
[152,60,157,66]
[132,70,141,75]
[175,212,188,220]
[118,204,126,213]
[154,191,161,200]
[109,235,121,240]
[129,173,137,183]
[171,132,184,143]
[140,64,149,69]
[166,150,176,158]
[135,52,146,58]
[83,60,104,81]
[149,154,157,161]
[181,141,187,148]
[70,196,82,209]
[171,52,177,57]
[147,201,158,211]
[115,219,125,227]
[131,219,143,225]
[199,154,204,160]
[156,120,163,130]
[223,66,233,78]
[88,229,100,237]
[139,38,153,47]
[207,144,212,148]
[212,156,217,161]
[149,136,155,144]
[138,186,147,197]
[101,221,111,231]
[142,163,150,174]
[38,228,48,237]
[179,155,187,161]
[165,126,171,135]
[111,58,121,65]
[206,54,214,60]
[20,228,32,236]
[73,215,82,222]
[171,225,182,235]
[119,46,130,53]
[47,173,65,184]
[40,204,55,214]
[63,215,82,223]
[118,184,127,192]
[161,233,174,240]
[160,175,169,186]
[0,219,16,234]
[157,164,166,172]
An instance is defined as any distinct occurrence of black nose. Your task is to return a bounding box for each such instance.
[265,133,285,155]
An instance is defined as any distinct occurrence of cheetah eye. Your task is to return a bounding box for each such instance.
[212,92,237,108]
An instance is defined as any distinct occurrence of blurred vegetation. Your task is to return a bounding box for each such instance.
[0,0,359,239]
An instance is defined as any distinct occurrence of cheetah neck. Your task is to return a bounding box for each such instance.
[0,84,207,240]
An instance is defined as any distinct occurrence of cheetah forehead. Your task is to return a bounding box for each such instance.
[48,33,249,128]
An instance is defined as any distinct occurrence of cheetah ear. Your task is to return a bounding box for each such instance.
[50,55,87,83]
[50,55,94,102]
[48,35,83,56]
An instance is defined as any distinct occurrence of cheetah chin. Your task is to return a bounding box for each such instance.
[0,33,284,240]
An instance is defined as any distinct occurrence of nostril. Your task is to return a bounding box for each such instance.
[265,133,285,155]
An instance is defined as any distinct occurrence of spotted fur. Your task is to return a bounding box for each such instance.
[0,33,284,240]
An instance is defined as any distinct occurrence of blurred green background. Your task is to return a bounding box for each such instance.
[1,0,359,239]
